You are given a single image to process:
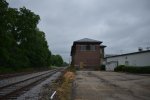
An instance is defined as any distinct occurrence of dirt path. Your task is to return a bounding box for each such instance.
[72,71,150,100]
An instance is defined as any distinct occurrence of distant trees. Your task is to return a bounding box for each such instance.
[0,0,64,69]
[62,62,69,66]
[51,55,64,67]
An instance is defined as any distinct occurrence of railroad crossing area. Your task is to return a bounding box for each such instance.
[72,71,150,100]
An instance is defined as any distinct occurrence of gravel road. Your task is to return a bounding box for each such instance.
[73,71,150,100]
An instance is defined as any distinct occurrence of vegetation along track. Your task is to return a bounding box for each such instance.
[0,68,62,100]
[0,72,34,80]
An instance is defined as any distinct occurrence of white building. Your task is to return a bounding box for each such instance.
[105,50,150,71]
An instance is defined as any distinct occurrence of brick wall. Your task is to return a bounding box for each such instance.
[73,44,101,69]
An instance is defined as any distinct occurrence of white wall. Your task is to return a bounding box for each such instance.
[105,52,150,71]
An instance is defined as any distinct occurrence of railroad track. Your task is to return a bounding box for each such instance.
[0,69,62,100]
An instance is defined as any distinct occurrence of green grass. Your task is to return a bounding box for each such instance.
[0,66,51,74]
[0,66,34,74]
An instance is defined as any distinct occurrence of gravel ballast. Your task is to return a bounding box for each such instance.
[16,72,61,100]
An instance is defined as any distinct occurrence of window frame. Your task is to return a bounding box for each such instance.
[80,45,96,51]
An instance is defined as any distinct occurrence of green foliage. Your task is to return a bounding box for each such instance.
[62,62,69,67]
[0,0,51,70]
[123,66,150,73]
[0,66,31,74]
[100,64,106,71]
[51,55,64,67]
[114,65,125,72]
[114,65,150,74]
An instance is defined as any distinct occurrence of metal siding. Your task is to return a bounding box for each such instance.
[106,52,150,71]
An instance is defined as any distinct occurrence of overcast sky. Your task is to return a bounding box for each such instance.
[7,0,150,62]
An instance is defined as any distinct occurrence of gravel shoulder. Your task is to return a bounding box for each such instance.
[73,71,150,100]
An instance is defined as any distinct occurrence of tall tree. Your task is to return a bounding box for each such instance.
[0,0,51,68]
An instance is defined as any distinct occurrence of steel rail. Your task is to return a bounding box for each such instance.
[0,69,61,99]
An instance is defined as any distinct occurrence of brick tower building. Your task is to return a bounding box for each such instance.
[71,38,106,70]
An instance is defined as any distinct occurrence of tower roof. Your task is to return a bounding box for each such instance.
[74,38,102,43]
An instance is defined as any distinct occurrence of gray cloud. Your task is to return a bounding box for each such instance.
[7,0,150,62]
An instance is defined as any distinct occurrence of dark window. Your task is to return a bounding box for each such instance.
[80,45,86,51]
[86,45,90,50]
[90,45,96,51]
[125,61,129,65]
[80,45,95,51]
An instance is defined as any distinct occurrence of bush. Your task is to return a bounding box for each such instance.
[0,66,30,74]
[100,65,106,71]
[124,66,150,73]
[114,65,125,72]
[0,67,15,74]
[114,65,150,74]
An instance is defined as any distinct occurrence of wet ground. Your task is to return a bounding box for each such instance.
[73,71,150,100]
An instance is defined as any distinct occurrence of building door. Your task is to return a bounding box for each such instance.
[80,62,84,69]
[106,61,118,71]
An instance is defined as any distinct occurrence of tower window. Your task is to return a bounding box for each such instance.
[80,45,96,51]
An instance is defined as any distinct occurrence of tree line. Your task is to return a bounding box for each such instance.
[0,0,64,69]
